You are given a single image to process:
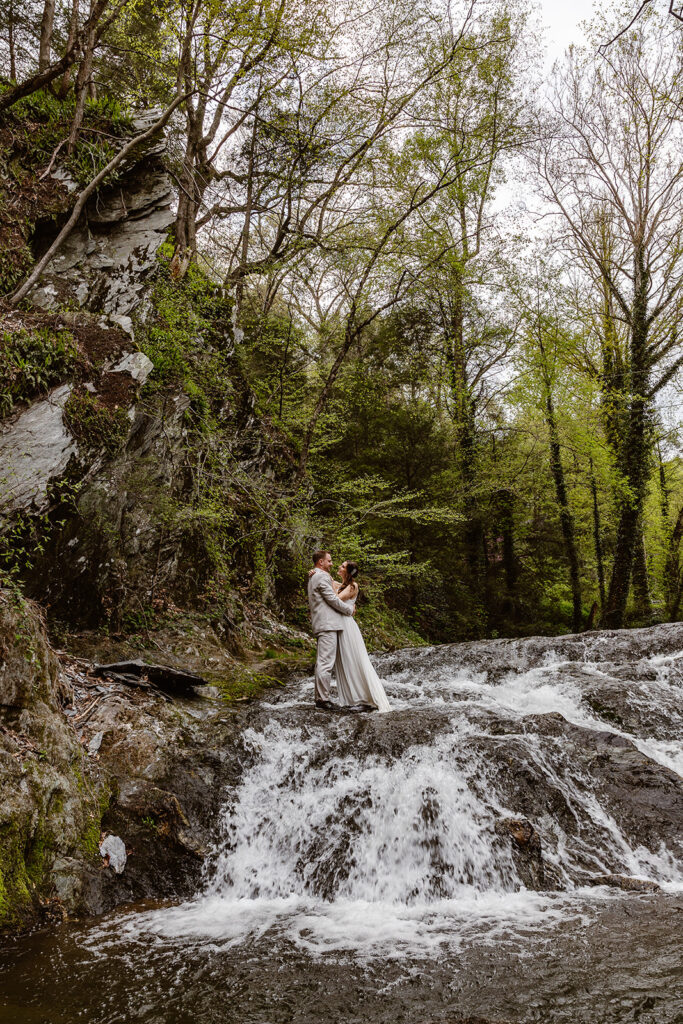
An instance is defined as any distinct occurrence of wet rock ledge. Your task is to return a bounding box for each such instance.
[0,590,241,932]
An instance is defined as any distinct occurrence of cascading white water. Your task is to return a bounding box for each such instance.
[208,719,520,902]
[115,639,683,958]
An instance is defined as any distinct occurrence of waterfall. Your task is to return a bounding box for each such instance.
[109,634,683,958]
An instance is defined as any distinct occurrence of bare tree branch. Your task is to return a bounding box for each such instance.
[599,0,683,53]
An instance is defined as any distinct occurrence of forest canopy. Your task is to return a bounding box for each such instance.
[2,0,683,643]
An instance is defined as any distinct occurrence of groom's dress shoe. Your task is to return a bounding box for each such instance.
[315,699,337,711]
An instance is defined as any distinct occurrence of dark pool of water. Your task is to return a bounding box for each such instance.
[1,892,682,1024]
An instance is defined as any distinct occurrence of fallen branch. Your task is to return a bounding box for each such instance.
[7,91,190,308]
[39,137,68,180]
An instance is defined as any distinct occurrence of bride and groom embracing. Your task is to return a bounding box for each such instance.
[307,549,391,713]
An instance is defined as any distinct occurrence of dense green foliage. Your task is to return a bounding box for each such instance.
[2,0,683,645]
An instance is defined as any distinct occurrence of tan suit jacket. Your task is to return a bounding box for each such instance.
[307,569,353,635]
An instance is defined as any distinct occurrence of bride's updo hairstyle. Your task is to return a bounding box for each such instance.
[344,561,359,585]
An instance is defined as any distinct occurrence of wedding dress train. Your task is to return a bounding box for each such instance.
[335,597,391,712]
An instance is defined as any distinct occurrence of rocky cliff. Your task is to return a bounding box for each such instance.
[1,104,306,660]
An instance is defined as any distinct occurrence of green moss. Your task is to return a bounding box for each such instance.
[25,834,49,885]
[3,589,42,670]
[63,388,130,456]
[0,821,34,929]
[213,665,285,704]
[76,778,111,860]
[79,817,102,860]
[0,866,8,921]
[72,762,87,793]
[0,744,111,929]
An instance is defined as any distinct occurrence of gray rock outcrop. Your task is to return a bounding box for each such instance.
[0,588,240,931]
[1,110,170,520]
[29,111,175,327]
[0,384,75,513]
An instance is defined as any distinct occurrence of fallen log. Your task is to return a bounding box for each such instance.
[92,659,207,696]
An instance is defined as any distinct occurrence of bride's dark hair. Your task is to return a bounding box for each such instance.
[344,561,359,585]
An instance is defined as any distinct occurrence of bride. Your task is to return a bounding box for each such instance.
[311,560,391,713]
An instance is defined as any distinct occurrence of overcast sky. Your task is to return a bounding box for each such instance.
[538,0,599,63]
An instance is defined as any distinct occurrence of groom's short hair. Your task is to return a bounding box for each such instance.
[312,549,329,566]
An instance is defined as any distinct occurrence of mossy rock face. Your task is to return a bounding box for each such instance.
[0,587,247,934]
[0,591,58,708]
[0,590,105,932]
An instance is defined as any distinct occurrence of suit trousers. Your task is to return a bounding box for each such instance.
[314,630,342,700]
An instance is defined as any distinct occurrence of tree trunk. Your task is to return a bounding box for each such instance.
[501,491,517,597]
[296,318,358,481]
[589,459,606,611]
[658,444,670,526]
[446,286,487,616]
[67,1,97,153]
[545,392,582,633]
[8,1,17,80]
[604,249,651,628]
[664,505,683,620]
[0,0,108,113]
[39,0,56,71]
[496,487,517,621]
[598,241,626,462]
[58,0,80,98]
[631,528,653,619]
[171,130,200,272]
[234,105,258,319]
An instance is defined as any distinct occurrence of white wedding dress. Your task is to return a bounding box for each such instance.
[335,595,391,713]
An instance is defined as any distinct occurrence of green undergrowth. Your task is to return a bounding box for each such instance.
[0,477,82,585]
[136,245,235,413]
[132,247,299,613]
[356,601,428,652]
[5,89,132,178]
[0,326,80,417]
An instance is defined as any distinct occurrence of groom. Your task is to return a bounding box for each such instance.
[307,549,354,709]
